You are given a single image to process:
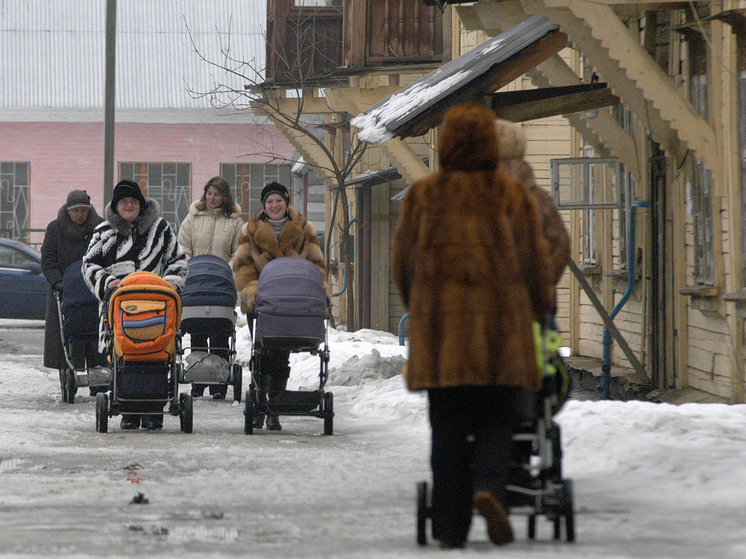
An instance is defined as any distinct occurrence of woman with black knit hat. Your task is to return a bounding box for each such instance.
[41,189,103,380]
[233,181,326,431]
[82,179,188,430]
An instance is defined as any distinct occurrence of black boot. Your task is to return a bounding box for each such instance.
[121,415,140,430]
[266,415,282,431]
[191,384,205,398]
[142,414,163,430]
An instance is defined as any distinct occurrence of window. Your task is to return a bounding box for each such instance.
[690,157,714,284]
[221,163,292,221]
[0,162,30,242]
[0,244,36,269]
[688,33,708,119]
[551,157,624,267]
[119,163,191,234]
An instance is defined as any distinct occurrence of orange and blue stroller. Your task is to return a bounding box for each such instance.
[94,271,193,433]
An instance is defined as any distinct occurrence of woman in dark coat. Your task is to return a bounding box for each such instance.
[41,190,102,372]
[392,104,556,549]
[232,181,326,431]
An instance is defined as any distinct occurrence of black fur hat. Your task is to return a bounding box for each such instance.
[260,182,290,205]
[111,180,146,211]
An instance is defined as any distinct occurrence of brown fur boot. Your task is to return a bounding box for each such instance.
[473,491,514,545]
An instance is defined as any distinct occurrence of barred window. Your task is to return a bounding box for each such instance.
[220,163,292,222]
[119,163,191,234]
[0,162,30,242]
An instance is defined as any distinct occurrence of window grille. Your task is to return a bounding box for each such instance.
[0,162,30,242]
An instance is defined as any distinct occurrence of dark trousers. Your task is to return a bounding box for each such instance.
[190,332,230,361]
[257,348,291,412]
[427,386,521,544]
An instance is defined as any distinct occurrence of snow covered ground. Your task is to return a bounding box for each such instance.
[1,319,745,557]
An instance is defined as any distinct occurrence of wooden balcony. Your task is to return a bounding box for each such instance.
[266,0,444,86]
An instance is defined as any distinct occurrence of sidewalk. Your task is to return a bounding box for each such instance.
[565,356,730,404]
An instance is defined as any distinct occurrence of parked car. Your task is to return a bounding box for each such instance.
[0,238,47,320]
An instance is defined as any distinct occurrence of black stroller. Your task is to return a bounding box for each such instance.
[416,322,575,544]
[179,255,242,402]
[95,271,193,433]
[243,257,333,435]
[55,260,111,403]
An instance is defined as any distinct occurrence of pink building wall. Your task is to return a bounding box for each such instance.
[1,121,294,245]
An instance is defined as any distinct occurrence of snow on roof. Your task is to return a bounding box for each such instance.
[351,71,471,145]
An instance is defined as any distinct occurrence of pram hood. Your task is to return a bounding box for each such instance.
[254,257,327,343]
[61,260,98,312]
[255,257,326,317]
[181,254,237,308]
[181,254,237,333]
[60,260,98,338]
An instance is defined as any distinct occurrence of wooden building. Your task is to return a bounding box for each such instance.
[263,0,746,403]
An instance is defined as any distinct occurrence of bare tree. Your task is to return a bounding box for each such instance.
[184,11,368,331]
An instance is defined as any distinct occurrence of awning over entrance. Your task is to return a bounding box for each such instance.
[351,14,572,145]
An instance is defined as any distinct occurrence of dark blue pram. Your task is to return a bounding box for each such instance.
[179,255,242,402]
[243,257,333,435]
[55,260,111,403]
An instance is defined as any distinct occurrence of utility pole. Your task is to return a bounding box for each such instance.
[103,0,117,207]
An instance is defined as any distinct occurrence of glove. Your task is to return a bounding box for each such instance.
[53,281,63,294]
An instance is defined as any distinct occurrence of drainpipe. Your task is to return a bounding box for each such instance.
[398,313,409,346]
[330,219,356,299]
[331,263,346,298]
[601,200,650,398]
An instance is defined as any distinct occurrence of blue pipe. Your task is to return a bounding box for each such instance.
[601,200,650,398]
[331,263,346,298]
[398,313,409,345]
[330,219,356,299]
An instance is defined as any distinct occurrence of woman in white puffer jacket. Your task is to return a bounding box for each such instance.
[178,176,244,265]
[178,176,244,399]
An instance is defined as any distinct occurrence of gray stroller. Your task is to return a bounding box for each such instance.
[243,257,333,435]
[179,255,242,402]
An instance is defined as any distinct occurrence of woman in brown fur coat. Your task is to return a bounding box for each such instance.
[392,104,555,549]
[494,118,570,285]
[233,182,325,431]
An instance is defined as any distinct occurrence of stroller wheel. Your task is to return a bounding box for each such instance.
[64,368,77,404]
[562,479,575,542]
[244,389,254,435]
[232,364,243,403]
[528,515,537,539]
[323,392,334,436]
[59,369,68,403]
[179,392,193,433]
[416,481,429,546]
[95,392,108,433]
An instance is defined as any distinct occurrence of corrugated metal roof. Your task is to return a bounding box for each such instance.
[0,0,265,111]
